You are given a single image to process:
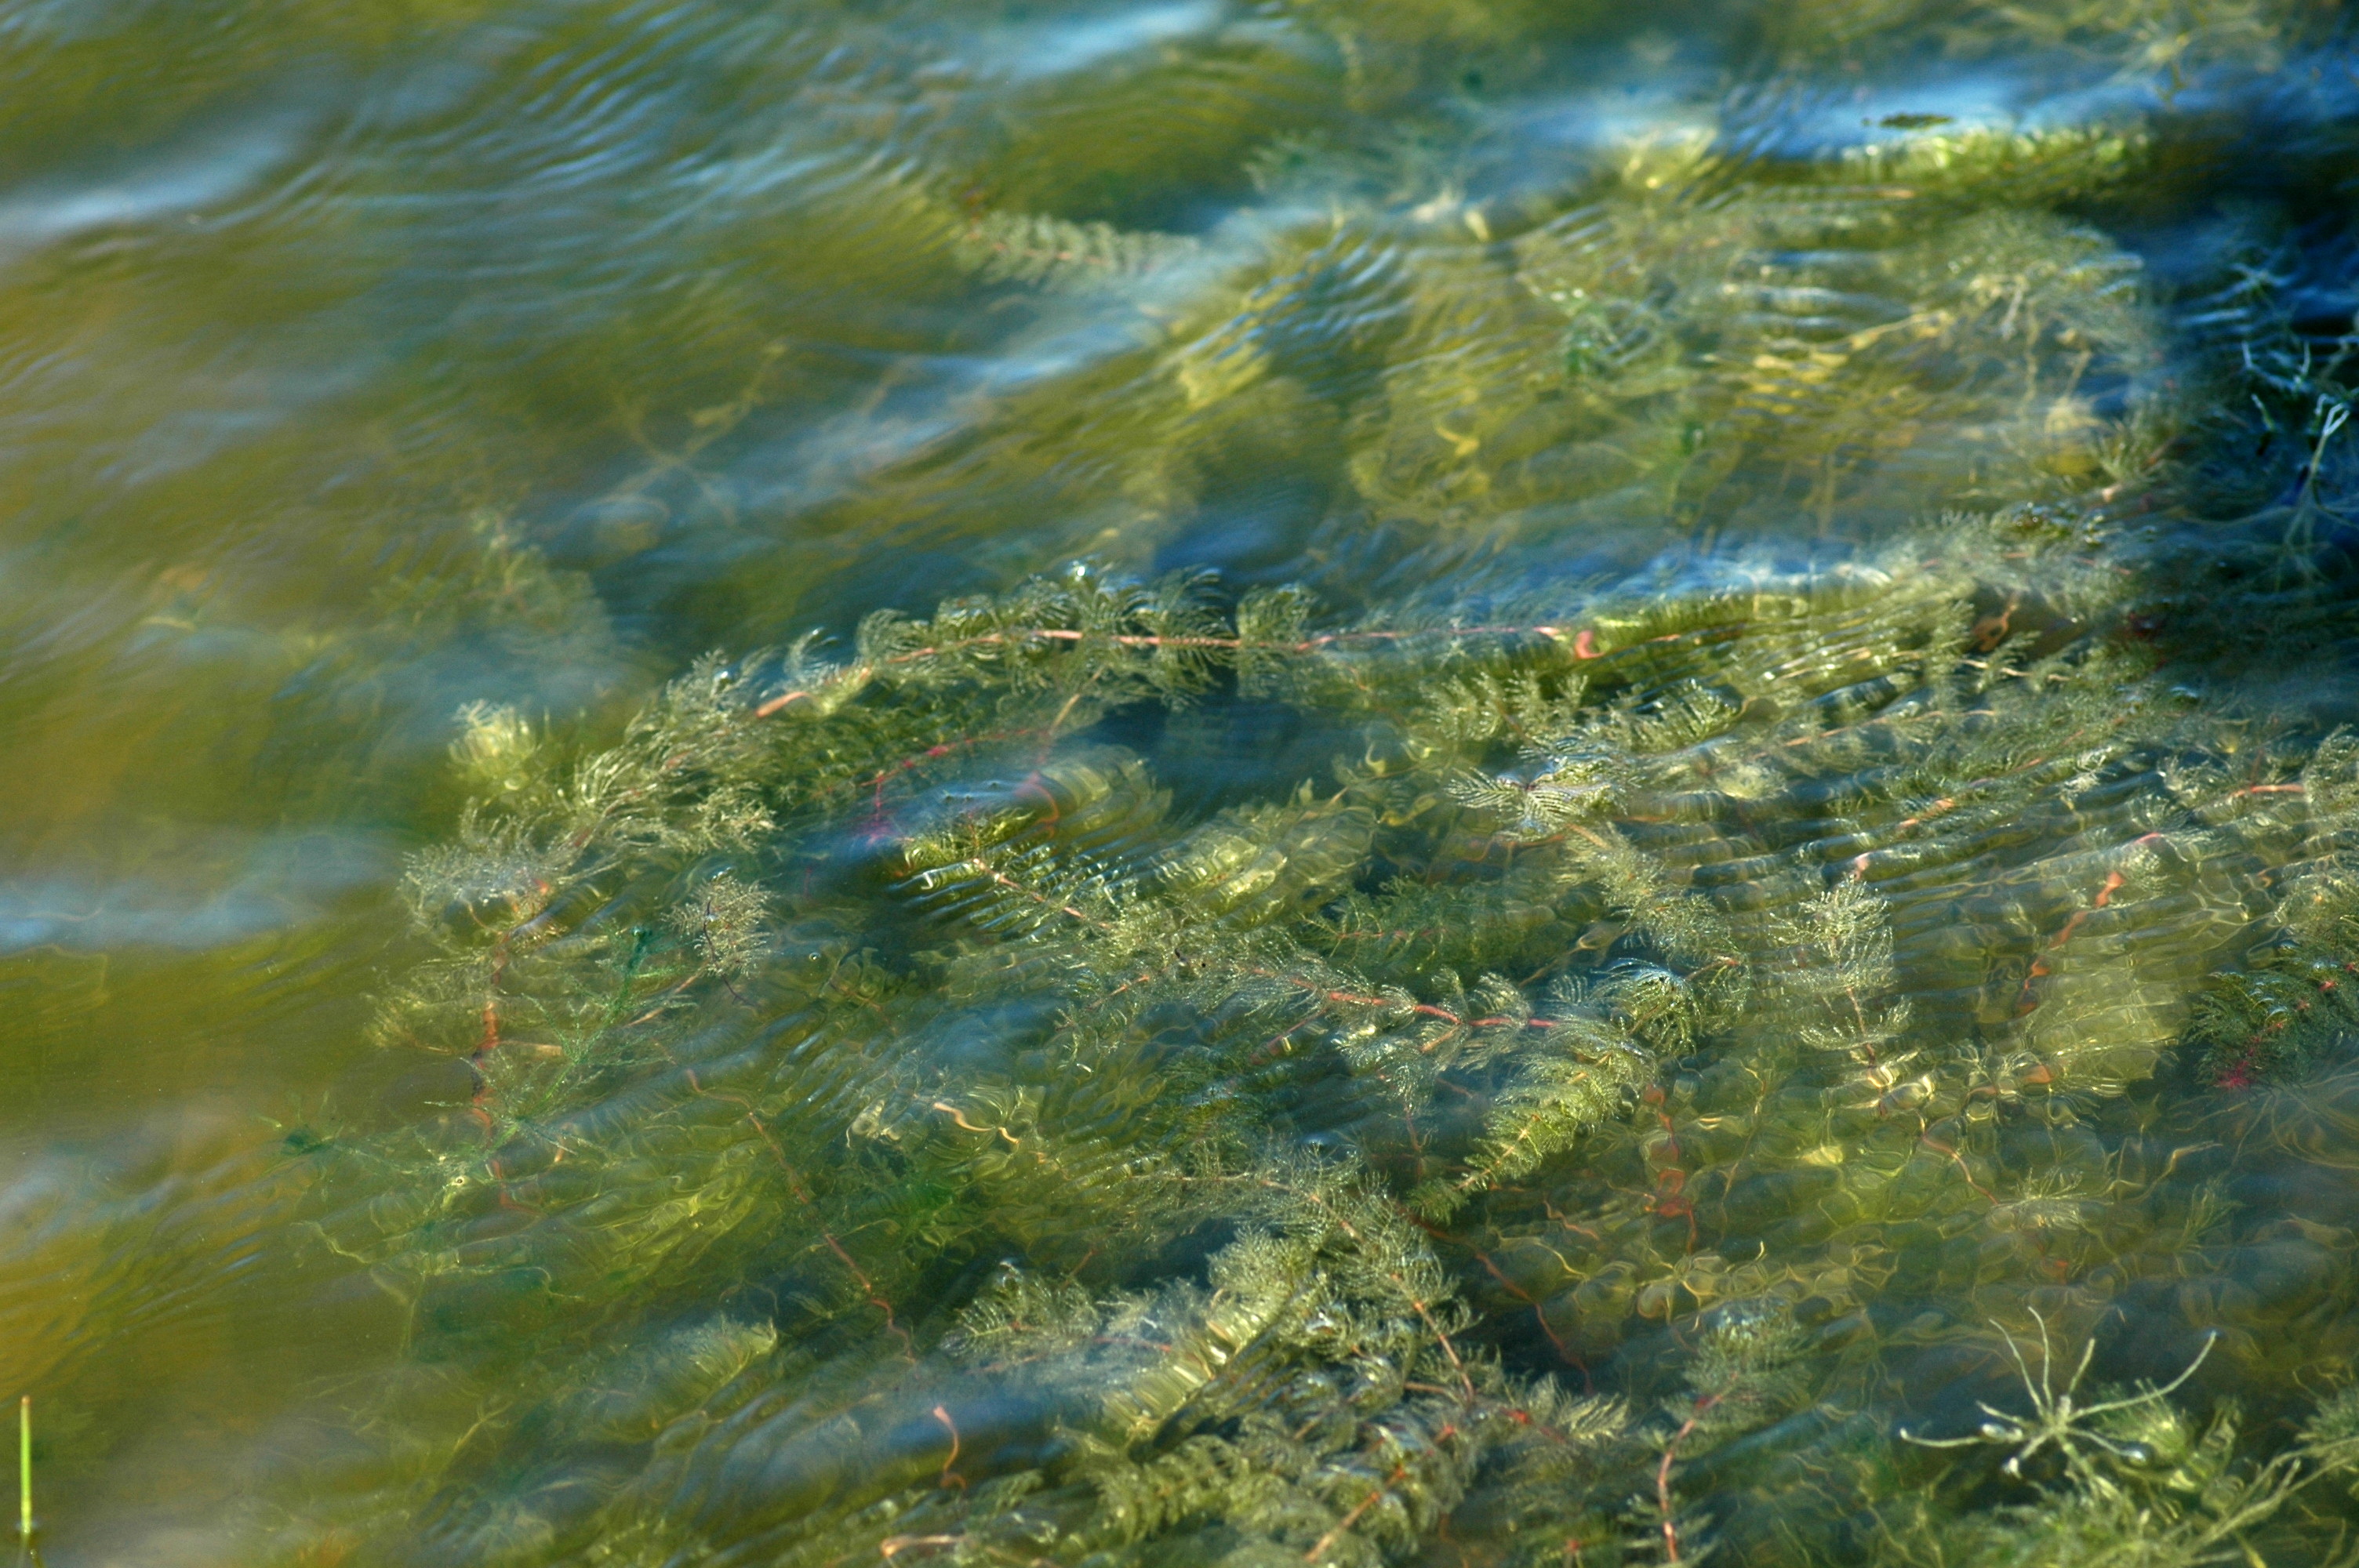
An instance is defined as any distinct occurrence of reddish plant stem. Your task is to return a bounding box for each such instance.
[684,1066,914,1358]
[1416,1217,1588,1374]
[1918,1131,2000,1206]
[932,1405,965,1490]
[2016,851,2146,1016]
[1307,1463,1410,1564]
[465,934,517,1139]
[1393,1276,1476,1403]
[1267,971,1561,1031]
[1656,1397,1719,1565]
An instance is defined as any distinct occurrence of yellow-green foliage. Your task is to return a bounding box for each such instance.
[253,2,2359,1565]
[271,487,2359,1566]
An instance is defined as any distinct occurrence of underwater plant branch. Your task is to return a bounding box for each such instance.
[621,967,707,1028]
[932,1101,1023,1146]
[336,471,2359,1566]
[2299,398,2352,510]
[961,862,1104,929]
[751,621,1598,717]
[2011,844,2154,1018]
[1423,1220,1588,1367]
[931,1405,964,1490]
[1256,969,1562,1032]
[678,1065,915,1358]
[1306,1461,1412,1564]
[1654,1396,1718,1566]
[1899,1314,2218,1480]
[1915,1130,2002,1206]
[823,727,1063,822]
[1394,1273,1476,1403]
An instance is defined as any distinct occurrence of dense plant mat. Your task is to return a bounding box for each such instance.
[199,2,2359,1565]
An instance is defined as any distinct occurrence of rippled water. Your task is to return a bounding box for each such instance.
[6,2,2359,1564]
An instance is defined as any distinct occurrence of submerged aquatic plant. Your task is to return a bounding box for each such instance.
[222,1,2359,1565]
[266,492,2359,1565]
[1876,1318,2359,1568]
[1902,1313,2220,1480]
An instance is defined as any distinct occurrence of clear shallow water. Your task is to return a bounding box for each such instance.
[5,2,2359,1564]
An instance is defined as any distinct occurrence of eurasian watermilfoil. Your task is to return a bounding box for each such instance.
[262,2,2359,1563]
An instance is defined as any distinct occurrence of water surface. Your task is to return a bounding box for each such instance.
[6,2,2359,1564]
